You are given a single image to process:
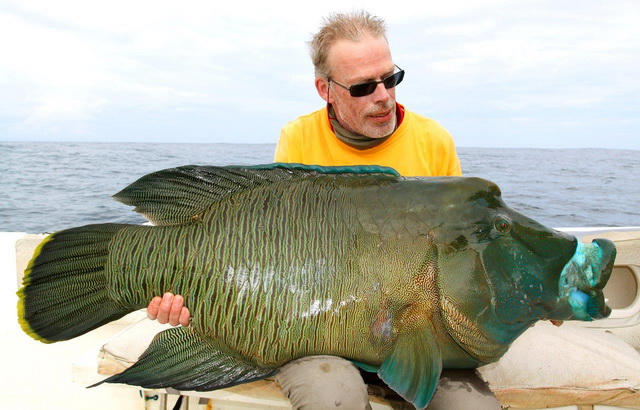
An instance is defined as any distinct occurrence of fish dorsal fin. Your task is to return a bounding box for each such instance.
[92,327,277,391]
[378,324,443,409]
[113,163,399,226]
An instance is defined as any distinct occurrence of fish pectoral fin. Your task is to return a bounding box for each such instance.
[91,327,276,391]
[378,326,443,410]
[350,360,379,373]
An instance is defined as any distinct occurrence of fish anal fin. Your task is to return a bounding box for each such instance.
[92,327,276,391]
[378,324,443,409]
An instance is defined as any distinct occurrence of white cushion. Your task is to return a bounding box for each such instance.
[478,321,640,408]
[99,314,170,374]
[101,318,640,408]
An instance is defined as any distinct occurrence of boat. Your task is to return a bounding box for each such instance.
[3,227,639,409]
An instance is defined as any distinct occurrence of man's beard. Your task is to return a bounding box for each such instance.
[336,100,396,139]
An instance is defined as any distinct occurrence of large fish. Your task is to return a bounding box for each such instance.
[18,164,615,409]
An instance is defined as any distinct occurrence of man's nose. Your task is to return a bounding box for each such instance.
[371,82,391,102]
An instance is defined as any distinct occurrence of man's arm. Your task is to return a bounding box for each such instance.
[274,123,306,163]
[440,128,462,177]
[147,293,190,326]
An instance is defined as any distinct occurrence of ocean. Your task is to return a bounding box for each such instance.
[1,142,639,233]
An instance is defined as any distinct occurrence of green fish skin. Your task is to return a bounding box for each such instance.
[17,163,616,409]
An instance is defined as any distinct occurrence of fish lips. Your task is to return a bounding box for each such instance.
[558,238,616,321]
[588,238,616,319]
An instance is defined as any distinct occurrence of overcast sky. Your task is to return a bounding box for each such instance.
[1,0,638,149]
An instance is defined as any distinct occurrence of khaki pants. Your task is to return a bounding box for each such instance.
[275,356,501,409]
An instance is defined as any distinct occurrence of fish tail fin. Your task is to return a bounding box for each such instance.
[17,223,132,343]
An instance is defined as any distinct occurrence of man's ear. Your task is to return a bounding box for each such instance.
[315,77,331,103]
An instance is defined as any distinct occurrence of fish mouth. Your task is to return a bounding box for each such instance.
[558,238,616,321]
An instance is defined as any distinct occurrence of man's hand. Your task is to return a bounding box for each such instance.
[147,292,190,326]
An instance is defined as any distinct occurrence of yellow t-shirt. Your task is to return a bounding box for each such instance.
[274,105,462,177]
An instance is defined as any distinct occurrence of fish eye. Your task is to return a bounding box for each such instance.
[495,216,511,233]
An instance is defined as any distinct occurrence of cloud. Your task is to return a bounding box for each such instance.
[0,0,638,148]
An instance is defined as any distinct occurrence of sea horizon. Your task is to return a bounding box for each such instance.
[2,141,639,233]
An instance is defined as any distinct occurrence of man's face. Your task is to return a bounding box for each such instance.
[323,35,397,138]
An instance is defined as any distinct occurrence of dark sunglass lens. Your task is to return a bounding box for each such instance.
[383,71,404,89]
[350,82,377,97]
[349,70,404,97]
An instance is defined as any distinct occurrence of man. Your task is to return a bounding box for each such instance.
[147,11,499,409]
[273,13,461,176]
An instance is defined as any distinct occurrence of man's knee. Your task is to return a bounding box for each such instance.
[275,358,500,409]
[275,356,371,409]
[428,369,502,410]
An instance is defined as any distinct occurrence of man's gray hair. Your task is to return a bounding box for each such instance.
[309,11,387,79]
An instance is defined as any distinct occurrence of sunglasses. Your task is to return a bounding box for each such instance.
[328,65,405,97]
